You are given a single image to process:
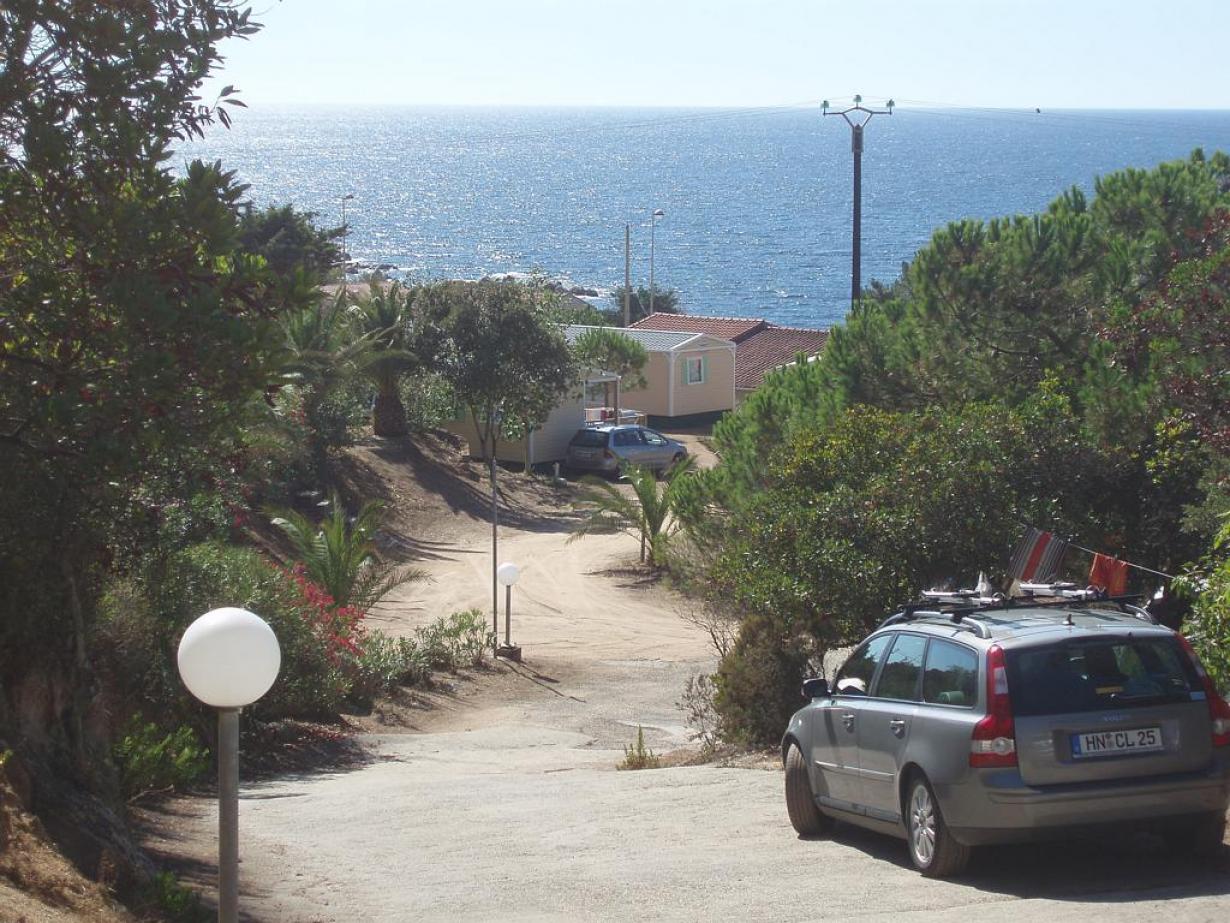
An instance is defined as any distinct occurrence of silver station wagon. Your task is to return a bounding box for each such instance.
[782,598,1230,876]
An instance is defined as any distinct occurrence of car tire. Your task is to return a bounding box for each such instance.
[784,741,831,836]
[1164,811,1226,859]
[905,772,970,877]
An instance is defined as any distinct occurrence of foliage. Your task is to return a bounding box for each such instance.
[0,1,287,764]
[97,543,356,721]
[1182,517,1230,695]
[617,726,662,770]
[571,458,697,566]
[610,285,681,322]
[712,613,812,749]
[572,327,649,419]
[399,371,458,433]
[351,631,429,701]
[422,280,576,464]
[238,203,342,303]
[676,674,721,754]
[270,494,425,613]
[138,871,209,923]
[112,719,210,802]
[414,609,493,671]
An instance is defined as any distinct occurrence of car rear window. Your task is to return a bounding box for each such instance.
[1006,637,1199,716]
[570,429,609,448]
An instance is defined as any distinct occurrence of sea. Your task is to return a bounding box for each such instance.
[178,106,1230,330]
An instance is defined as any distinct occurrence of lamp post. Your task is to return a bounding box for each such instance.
[340,193,355,263]
[177,608,281,923]
[496,561,521,661]
[648,208,665,316]
[490,403,504,651]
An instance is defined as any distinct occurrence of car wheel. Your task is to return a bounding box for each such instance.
[1164,811,1226,859]
[784,741,831,836]
[905,773,970,877]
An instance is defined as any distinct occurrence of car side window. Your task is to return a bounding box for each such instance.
[835,634,892,696]
[613,430,638,446]
[874,633,927,701]
[922,639,978,707]
[643,430,667,446]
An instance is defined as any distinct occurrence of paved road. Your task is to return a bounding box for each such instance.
[158,653,1230,923]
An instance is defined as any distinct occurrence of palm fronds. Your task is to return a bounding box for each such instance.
[570,457,697,566]
[270,493,426,613]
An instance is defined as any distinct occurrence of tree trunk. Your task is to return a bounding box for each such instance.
[372,388,408,437]
[612,375,621,423]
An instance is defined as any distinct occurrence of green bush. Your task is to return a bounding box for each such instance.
[712,614,812,749]
[1185,519,1230,695]
[351,631,429,702]
[112,718,209,800]
[97,542,354,722]
[414,608,492,671]
[617,726,662,770]
[139,871,208,923]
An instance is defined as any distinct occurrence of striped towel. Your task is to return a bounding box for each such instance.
[1007,527,1069,583]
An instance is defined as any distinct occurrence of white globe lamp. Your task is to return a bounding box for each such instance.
[177,607,280,923]
[497,562,520,587]
[496,562,522,661]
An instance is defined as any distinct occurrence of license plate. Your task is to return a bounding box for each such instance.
[1071,726,1162,758]
[575,450,593,459]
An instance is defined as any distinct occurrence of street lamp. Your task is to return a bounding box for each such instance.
[340,193,355,264]
[496,561,521,661]
[649,208,665,316]
[178,608,281,923]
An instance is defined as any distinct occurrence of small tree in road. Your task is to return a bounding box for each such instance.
[572,327,649,422]
[570,457,697,567]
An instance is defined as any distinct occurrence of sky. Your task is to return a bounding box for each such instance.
[207,0,1230,109]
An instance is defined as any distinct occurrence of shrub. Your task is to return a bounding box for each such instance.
[414,609,492,672]
[112,718,209,801]
[712,614,812,749]
[1184,518,1230,695]
[351,631,429,702]
[270,494,426,613]
[617,726,661,770]
[138,871,209,923]
[676,673,721,754]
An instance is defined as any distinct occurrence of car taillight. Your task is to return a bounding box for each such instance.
[603,450,616,461]
[1177,635,1230,747]
[970,644,1017,768]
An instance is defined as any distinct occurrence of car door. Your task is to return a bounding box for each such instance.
[611,428,644,467]
[810,633,893,811]
[640,428,672,468]
[856,632,926,820]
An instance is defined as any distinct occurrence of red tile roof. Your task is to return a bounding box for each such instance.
[734,326,830,391]
[629,312,829,391]
[629,312,768,343]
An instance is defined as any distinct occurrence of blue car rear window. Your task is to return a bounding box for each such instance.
[570,430,609,448]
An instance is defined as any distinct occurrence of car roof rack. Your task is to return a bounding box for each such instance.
[877,590,1152,639]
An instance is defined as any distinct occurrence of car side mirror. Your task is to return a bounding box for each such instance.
[802,677,829,699]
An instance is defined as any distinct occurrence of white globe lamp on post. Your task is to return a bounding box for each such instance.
[178,608,281,923]
[496,562,521,662]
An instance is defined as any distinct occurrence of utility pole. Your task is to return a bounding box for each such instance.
[340,193,355,262]
[648,208,665,315]
[623,223,632,326]
[822,96,893,306]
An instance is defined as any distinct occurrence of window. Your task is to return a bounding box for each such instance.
[875,633,927,701]
[684,356,705,384]
[923,640,978,707]
[643,430,668,446]
[569,429,608,448]
[613,429,643,447]
[1007,638,1197,716]
[835,634,892,696]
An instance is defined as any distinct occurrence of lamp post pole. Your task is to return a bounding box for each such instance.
[822,96,893,306]
[496,562,521,661]
[340,193,355,263]
[217,708,240,923]
[623,223,632,326]
[648,208,665,315]
[490,406,503,652]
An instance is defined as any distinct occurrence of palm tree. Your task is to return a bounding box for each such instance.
[270,494,426,613]
[569,457,696,567]
[350,281,417,437]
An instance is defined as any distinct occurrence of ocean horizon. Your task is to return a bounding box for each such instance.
[178,105,1230,329]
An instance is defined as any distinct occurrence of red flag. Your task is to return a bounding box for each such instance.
[1089,554,1128,595]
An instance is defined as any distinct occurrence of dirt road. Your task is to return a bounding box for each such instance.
[148,441,1230,921]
